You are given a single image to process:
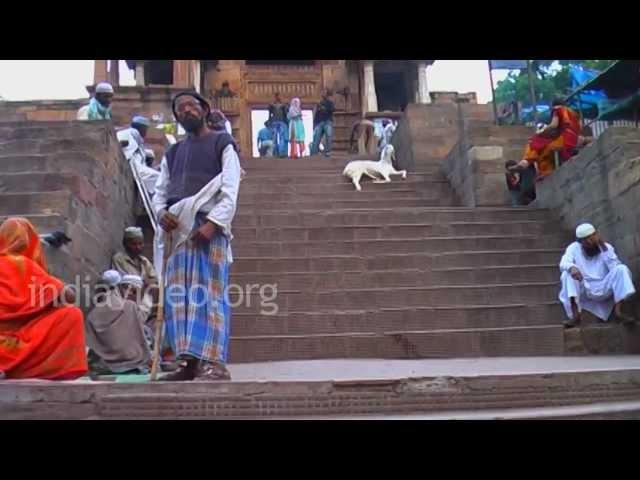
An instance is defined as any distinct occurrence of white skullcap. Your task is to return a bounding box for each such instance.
[95,82,114,94]
[101,270,122,286]
[132,115,150,127]
[576,223,596,239]
[121,275,144,289]
[123,226,144,240]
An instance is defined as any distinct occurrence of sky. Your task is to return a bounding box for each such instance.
[0,60,509,103]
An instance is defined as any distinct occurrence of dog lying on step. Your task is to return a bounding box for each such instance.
[342,144,407,191]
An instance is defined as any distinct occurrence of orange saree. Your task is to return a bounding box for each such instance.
[523,105,581,178]
[0,218,88,380]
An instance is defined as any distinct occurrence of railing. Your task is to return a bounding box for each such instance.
[210,96,240,114]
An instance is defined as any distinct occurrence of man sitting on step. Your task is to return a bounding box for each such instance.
[559,223,636,328]
[77,82,114,121]
[112,227,158,325]
[86,271,152,375]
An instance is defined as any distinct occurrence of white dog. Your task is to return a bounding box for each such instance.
[342,144,407,191]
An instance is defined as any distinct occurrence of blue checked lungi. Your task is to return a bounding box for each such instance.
[164,215,231,363]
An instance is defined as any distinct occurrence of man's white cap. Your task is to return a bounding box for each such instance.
[124,226,144,240]
[95,82,114,94]
[121,274,144,289]
[101,269,122,286]
[576,223,596,239]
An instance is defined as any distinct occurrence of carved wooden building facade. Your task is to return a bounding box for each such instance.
[94,60,434,154]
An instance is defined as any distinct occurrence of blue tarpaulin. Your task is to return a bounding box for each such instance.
[567,66,607,118]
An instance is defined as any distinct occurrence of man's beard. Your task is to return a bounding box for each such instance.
[181,115,204,133]
[582,243,602,258]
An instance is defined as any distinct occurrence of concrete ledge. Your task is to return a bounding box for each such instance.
[3,358,640,419]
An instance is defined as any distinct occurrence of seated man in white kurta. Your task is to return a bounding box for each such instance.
[559,223,636,328]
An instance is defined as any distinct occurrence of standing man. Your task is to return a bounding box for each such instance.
[77,82,114,121]
[117,115,160,195]
[152,91,241,382]
[268,92,289,157]
[559,223,636,328]
[257,121,274,157]
[310,89,335,157]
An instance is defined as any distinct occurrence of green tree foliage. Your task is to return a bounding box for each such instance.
[494,60,616,106]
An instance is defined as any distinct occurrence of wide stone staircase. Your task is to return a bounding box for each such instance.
[228,153,571,363]
[3,112,640,420]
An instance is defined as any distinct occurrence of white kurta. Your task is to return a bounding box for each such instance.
[558,241,636,320]
[152,144,241,277]
[117,127,161,195]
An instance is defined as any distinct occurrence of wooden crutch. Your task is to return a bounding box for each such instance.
[150,233,172,381]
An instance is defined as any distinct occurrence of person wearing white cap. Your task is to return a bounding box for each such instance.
[85,270,151,375]
[112,226,159,324]
[559,223,636,328]
[77,82,114,121]
[116,115,160,195]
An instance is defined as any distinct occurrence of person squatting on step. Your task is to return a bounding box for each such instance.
[507,97,592,182]
[85,271,152,375]
[117,115,161,195]
[77,82,114,121]
[559,223,637,328]
[152,91,240,382]
[504,160,536,206]
[112,227,159,325]
[0,217,88,380]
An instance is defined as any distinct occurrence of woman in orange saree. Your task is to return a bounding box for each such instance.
[509,97,590,180]
[0,217,88,380]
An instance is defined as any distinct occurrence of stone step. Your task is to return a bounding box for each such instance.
[230,265,559,290]
[231,303,562,336]
[0,136,106,157]
[0,172,95,196]
[0,152,108,187]
[228,325,564,362]
[232,235,567,257]
[238,178,449,194]
[232,221,560,242]
[237,198,450,210]
[240,172,440,184]
[0,191,73,217]
[232,249,564,273]
[234,207,554,227]
[229,282,560,313]
[238,190,447,205]
[4,360,640,419]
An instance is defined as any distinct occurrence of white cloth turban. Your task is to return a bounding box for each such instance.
[101,270,122,286]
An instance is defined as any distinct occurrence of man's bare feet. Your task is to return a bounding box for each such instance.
[565,299,582,328]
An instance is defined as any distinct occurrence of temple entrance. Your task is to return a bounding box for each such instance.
[145,60,174,85]
[250,109,314,158]
[375,71,409,112]
[373,61,416,112]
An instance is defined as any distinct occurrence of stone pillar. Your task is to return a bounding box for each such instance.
[135,61,145,86]
[94,60,108,85]
[417,61,431,104]
[362,60,378,113]
[173,60,192,88]
[109,60,120,87]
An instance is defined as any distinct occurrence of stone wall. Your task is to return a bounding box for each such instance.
[534,127,640,277]
[0,99,85,122]
[0,120,137,295]
[393,102,495,174]
[441,110,531,207]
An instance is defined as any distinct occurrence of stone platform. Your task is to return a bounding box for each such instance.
[3,357,640,419]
